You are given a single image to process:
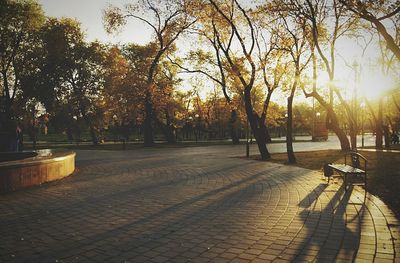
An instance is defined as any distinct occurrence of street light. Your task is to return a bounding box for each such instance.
[360,102,365,148]
[188,116,193,141]
[352,60,359,150]
[246,118,250,157]
[194,114,200,142]
[313,112,321,142]
[283,113,289,137]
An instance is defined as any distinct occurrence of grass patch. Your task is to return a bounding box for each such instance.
[267,150,400,219]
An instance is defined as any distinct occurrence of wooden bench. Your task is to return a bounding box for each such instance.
[323,151,367,189]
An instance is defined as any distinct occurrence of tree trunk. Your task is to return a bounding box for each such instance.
[392,95,400,113]
[307,91,351,151]
[0,95,15,151]
[161,110,176,144]
[265,128,272,143]
[349,120,357,150]
[230,109,240,144]
[262,92,273,144]
[376,98,383,149]
[0,117,11,152]
[89,125,98,145]
[81,112,98,146]
[368,17,400,61]
[250,115,270,160]
[383,125,390,148]
[162,125,176,144]
[143,92,154,147]
[286,96,296,163]
[244,90,270,160]
[326,109,351,151]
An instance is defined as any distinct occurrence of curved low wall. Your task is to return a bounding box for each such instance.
[0,149,76,193]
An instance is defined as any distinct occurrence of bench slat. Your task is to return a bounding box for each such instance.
[328,164,365,174]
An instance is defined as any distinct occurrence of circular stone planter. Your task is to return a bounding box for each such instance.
[0,149,76,193]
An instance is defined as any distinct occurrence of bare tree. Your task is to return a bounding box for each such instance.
[279,0,356,151]
[273,12,311,163]
[104,0,196,146]
[208,0,271,159]
[169,16,242,143]
[255,26,288,143]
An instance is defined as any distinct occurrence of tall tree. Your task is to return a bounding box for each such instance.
[104,0,196,146]
[255,26,288,143]
[153,59,182,143]
[169,24,242,144]
[0,0,44,150]
[277,14,311,163]
[276,0,355,150]
[208,0,271,160]
[40,18,107,145]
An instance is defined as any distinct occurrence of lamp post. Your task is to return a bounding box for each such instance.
[360,102,365,148]
[112,114,118,143]
[195,114,200,143]
[284,113,288,138]
[188,116,193,141]
[73,115,79,145]
[246,118,249,158]
[313,112,320,141]
[352,60,359,150]
[312,97,315,141]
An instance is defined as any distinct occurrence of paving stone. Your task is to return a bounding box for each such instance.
[0,146,398,262]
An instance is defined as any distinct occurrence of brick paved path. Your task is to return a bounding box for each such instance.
[0,146,399,262]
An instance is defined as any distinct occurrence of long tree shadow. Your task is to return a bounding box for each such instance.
[22,164,277,261]
[294,182,364,262]
[5,158,368,262]
[0,160,256,226]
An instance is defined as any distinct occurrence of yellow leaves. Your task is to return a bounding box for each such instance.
[188,49,214,65]
[102,5,126,34]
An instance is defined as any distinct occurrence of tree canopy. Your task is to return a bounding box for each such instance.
[1,0,399,157]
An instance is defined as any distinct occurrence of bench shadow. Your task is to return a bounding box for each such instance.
[295,182,365,262]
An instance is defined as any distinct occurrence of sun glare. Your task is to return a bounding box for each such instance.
[312,65,398,103]
[359,70,397,100]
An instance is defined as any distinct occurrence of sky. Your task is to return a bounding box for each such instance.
[37,0,398,103]
[38,0,152,45]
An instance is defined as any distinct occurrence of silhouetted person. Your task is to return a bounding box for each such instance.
[16,125,23,152]
[27,124,38,150]
[391,132,399,144]
[383,125,390,148]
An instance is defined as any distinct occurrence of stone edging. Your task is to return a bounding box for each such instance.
[0,149,76,193]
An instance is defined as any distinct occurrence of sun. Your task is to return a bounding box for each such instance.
[359,70,397,100]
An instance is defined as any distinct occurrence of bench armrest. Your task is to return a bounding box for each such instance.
[344,151,367,172]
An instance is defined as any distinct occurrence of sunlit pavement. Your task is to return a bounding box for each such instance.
[268,134,377,153]
[0,145,398,262]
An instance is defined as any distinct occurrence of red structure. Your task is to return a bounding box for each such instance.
[312,121,328,141]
